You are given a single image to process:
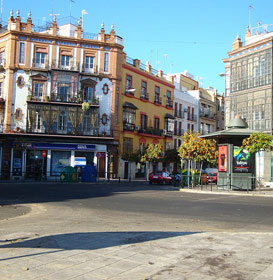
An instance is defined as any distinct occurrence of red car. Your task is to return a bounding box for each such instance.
[207,172,217,184]
[149,171,172,185]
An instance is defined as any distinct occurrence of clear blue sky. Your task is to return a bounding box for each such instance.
[3,0,273,93]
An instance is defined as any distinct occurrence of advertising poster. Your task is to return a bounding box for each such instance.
[233,146,252,173]
[218,145,228,172]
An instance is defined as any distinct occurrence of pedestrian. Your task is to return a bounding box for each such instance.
[76,166,82,182]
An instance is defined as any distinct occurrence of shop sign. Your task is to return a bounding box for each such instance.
[42,151,47,157]
[96,152,102,159]
[74,157,86,166]
[21,143,96,151]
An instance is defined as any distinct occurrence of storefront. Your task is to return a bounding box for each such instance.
[9,142,107,180]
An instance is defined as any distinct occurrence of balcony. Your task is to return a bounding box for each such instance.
[138,127,163,136]
[124,89,135,97]
[123,122,135,131]
[25,103,104,137]
[187,114,197,121]
[154,96,162,105]
[166,100,173,108]
[140,92,149,101]
[199,111,215,119]
[174,110,184,118]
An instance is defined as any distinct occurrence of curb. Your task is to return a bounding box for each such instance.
[179,188,273,197]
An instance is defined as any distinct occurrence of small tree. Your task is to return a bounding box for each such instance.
[177,131,218,186]
[242,132,273,186]
[140,144,162,180]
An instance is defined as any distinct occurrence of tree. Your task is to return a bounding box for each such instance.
[140,144,162,180]
[177,131,218,186]
[242,132,273,186]
[163,148,180,164]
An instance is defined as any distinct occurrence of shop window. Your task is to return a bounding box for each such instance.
[51,151,71,176]
[12,149,23,176]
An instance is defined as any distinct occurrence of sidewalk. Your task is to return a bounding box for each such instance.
[177,183,273,197]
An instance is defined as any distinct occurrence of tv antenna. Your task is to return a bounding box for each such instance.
[49,13,60,22]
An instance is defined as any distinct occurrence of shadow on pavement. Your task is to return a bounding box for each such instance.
[0,231,200,261]
[0,182,176,207]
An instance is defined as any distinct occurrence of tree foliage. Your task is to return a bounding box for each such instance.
[163,148,180,163]
[121,150,142,163]
[140,144,162,163]
[242,132,273,154]
[177,131,218,165]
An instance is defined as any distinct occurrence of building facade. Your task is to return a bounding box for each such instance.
[223,23,273,182]
[119,56,174,179]
[171,72,199,148]
[0,11,123,180]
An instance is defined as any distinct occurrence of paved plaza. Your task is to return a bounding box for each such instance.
[0,183,273,279]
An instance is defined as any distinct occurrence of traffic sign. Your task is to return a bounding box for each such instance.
[96,152,102,159]
[42,150,47,158]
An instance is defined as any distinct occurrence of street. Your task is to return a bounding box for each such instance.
[1,182,273,279]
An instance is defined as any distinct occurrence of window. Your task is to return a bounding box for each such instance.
[141,81,147,98]
[58,112,67,133]
[140,114,147,130]
[0,82,2,97]
[0,52,4,65]
[123,137,133,154]
[83,114,91,132]
[174,120,177,135]
[179,104,182,117]
[126,75,132,91]
[154,117,160,131]
[35,52,46,66]
[83,87,93,102]
[35,111,42,131]
[103,52,109,72]
[19,42,25,64]
[166,90,171,106]
[85,56,94,70]
[123,108,135,124]
[57,82,70,102]
[178,122,182,135]
[155,86,160,104]
[33,83,43,99]
[60,55,70,67]
[51,151,70,176]
[192,108,194,120]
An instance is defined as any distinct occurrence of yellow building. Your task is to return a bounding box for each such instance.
[119,55,174,179]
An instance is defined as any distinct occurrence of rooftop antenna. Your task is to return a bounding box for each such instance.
[81,9,88,29]
[69,0,75,20]
[249,5,255,31]
[49,12,60,22]
[163,54,168,73]
[156,49,160,70]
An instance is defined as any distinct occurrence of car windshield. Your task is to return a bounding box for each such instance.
[208,173,217,176]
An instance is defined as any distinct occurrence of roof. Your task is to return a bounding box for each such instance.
[123,102,138,110]
[200,128,257,139]
[227,115,248,129]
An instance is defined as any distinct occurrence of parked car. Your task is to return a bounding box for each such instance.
[207,172,217,184]
[149,171,172,184]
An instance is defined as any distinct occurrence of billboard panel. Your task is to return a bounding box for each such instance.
[233,146,252,173]
[218,145,228,172]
